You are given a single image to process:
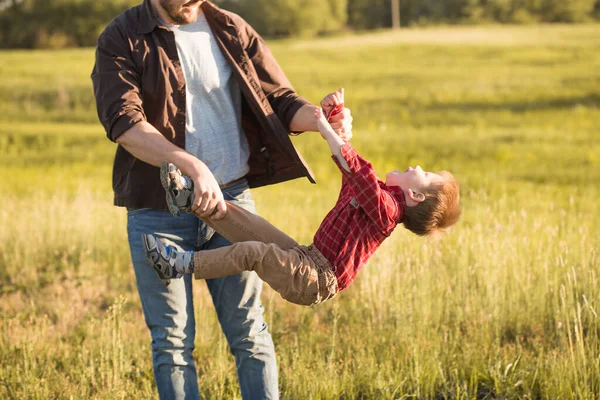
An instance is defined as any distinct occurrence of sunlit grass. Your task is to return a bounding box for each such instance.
[0,24,599,399]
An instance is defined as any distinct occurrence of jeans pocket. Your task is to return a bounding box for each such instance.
[223,180,251,202]
[223,181,256,214]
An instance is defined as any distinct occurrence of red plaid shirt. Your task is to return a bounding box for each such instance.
[313,144,406,291]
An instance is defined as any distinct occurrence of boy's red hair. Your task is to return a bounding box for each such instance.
[402,171,461,236]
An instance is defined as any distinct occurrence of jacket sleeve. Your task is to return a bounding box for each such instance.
[332,144,402,230]
[242,23,309,132]
[91,23,146,142]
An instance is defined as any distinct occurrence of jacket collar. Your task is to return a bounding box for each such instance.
[137,0,160,34]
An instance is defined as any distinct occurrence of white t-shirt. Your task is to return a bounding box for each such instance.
[166,12,250,185]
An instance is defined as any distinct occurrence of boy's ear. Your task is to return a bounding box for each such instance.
[408,189,425,203]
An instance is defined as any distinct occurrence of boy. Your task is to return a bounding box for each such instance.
[143,103,461,306]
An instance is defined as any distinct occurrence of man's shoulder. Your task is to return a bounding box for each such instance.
[99,3,145,40]
[206,2,246,24]
[204,2,255,36]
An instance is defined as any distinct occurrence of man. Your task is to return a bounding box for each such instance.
[91,0,352,399]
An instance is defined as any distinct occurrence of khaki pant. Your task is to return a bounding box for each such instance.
[194,202,338,306]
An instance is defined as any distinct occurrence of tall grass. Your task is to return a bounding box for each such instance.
[1,24,599,399]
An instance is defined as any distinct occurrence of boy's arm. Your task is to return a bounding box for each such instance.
[315,109,402,230]
[315,109,351,172]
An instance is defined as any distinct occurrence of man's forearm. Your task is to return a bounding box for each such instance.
[115,121,203,175]
[289,104,319,133]
[117,121,227,217]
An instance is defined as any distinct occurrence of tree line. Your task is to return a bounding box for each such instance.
[1,0,599,48]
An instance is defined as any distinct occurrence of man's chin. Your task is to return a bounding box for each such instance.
[171,9,199,24]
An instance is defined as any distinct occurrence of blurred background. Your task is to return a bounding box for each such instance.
[1,0,600,48]
[0,1,599,399]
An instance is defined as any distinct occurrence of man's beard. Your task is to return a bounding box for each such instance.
[159,0,202,24]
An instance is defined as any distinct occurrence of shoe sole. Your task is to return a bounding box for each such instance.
[159,162,171,192]
[141,233,171,286]
[160,162,181,217]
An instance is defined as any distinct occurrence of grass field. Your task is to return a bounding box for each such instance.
[1,24,599,399]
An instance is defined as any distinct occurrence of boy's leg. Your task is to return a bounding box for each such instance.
[161,162,297,250]
[198,201,298,250]
[143,191,320,306]
[193,241,318,305]
[143,232,320,306]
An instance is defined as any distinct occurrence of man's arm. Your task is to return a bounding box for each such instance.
[242,23,307,129]
[289,89,353,140]
[91,25,225,218]
[242,22,352,139]
[116,122,227,219]
[91,24,145,143]
[115,121,190,168]
[288,104,320,133]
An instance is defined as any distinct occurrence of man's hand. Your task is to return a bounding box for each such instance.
[185,161,227,220]
[320,88,353,141]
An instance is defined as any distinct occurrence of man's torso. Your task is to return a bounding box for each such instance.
[91,0,314,209]
[166,12,250,185]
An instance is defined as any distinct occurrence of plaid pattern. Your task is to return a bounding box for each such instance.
[313,144,406,291]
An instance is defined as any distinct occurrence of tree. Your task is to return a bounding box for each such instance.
[347,0,390,29]
[541,0,596,22]
[216,0,347,37]
[391,0,400,28]
[0,0,138,48]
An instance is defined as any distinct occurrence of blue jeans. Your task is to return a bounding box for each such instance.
[127,180,278,400]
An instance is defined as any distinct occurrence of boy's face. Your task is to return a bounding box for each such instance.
[386,166,443,203]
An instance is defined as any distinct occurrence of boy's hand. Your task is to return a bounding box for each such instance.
[320,88,343,116]
[320,88,353,141]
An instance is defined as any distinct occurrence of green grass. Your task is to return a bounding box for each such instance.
[1,24,599,399]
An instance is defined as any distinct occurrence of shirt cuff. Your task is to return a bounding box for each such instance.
[284,96,311,136]
[330,143,360,174]
[109,110,146,142]
[340,143,361,173]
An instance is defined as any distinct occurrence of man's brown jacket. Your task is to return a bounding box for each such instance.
[92,0,314,209]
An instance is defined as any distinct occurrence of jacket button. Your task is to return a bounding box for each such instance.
[178,121,185,126]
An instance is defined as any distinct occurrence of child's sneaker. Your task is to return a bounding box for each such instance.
[142,233,193,286]
[160,162,195,217]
